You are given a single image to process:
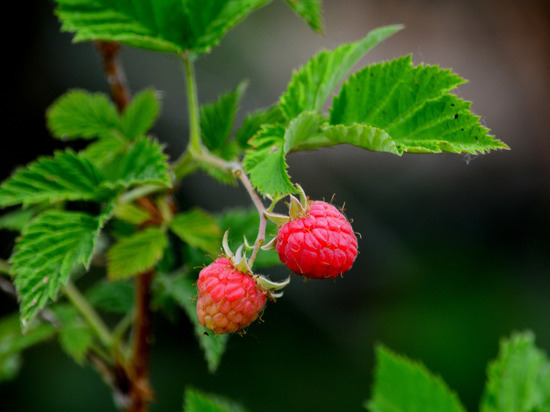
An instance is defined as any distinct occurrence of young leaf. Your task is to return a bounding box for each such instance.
[480,331,550,412]
[243,112,323,196]
[80,134,129,168]
[100,137,172,190]
[0,150,106,208]
[107,227,168,280]
[158,272,229,374]
[10,210,105,329]
[329,55,509,155]
[120,89,161,140]
[200,81,248,151]
[283,0,323,33]
[0,313,56,382]
[169,209,222,256]
[113,203,152,225]
[52,305,93,364]
[366,345,467,412]
[183,387,249,412]
[55,0,270,56]
[279,24,403,120]
[46,89,119,140]
[235,104,285,148]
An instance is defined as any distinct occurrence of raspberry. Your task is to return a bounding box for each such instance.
[276,201,358,279]
[196,257,267,334]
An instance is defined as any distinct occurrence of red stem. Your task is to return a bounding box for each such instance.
[95,40,155,412]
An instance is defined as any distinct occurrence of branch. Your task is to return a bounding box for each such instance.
[95,41,131,112]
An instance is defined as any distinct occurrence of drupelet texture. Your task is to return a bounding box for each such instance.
[196,258,266,334]
[276,201,358,279]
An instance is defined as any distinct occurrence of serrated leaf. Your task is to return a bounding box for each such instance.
[120,89,161,140]
[183,387,248,412]
[0,313,56,382]
[243,112,322,196]
[10,211,105,329]
[100,137,172,190]
[169,209,222,256]
[481,331,550,412]
[283,0,323,33]
[200,81,247,151]
[86,279,134,314]
[158,273,228,373]
[0,150,106,208]
[366,345,467,412]
[235,104,285,148]
[52,305,93,364]
[279,24,403,120]
[216,208,280,269]
[46,89,120,140]
[55,0,270,56]
[330,55,509,155]
[107,227,168,280]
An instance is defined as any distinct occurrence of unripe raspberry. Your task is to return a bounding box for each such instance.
[276,201,358,279]
[196,257,267,334]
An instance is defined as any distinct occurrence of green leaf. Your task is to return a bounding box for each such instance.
[159,273,229,374]
[183,387,249,412]
[283,0,323,33]
[279,24,403,120]
[113,203,151,225]
[366,345,467,412]
[330,55,509,155]
[107,227,168,280]
[480,331,550,412]
[235,104,285,149]
[10,210,105,329]
[86,279,134,314]
[120,89,161,140]
[100,137,172,190]
[55,0,270,56]
[52,305,94,364]
[0,208,36,231]
[243,112,322,196]
[46,89,119,140]
[216,208,280,269]
[81,134,129,168]
[0,150,106,208]
[0,313,56,382]
[200,81,248,151]
[169,209,222,256]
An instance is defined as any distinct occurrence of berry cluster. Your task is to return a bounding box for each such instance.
[196,186,358,334]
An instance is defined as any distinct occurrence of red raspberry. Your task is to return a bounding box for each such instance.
[196,257,267,334]
[276,201,358,279]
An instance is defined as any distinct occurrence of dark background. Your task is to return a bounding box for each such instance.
[1,0,549,411]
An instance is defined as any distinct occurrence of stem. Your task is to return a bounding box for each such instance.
[172,54,202,179]
[95,41,131,112]
[64,281,113,348]
[126,270,155,412]
[183,54,201,154]
[232,166,268,267]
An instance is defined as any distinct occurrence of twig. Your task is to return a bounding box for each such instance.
[95,41,131,112]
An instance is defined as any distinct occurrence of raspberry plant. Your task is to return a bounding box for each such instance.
[2,1,543,412]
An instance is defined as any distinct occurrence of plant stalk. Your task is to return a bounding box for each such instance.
[64,281,113,348]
